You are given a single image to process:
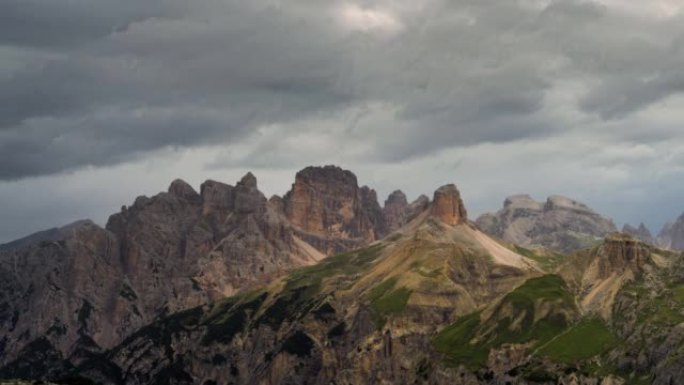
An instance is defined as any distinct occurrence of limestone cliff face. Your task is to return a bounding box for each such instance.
[408,194,430,219]
[48,192,544,385]
[382,191,432,233]
[430,184,468,225]
[591,233,651,279]
[383,190,409,233]
[558,233,656,319]
[105,173,320,314]
[4,175,683,385]
[0,166,424,375]
[476,194,617,254]
[49,196,643,385]
[283,166,387,254]
[0,173,325,375]
[0,221,135,372]
[0,220,94,252]
[360,186,388,237]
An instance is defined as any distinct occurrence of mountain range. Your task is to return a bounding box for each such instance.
[1,165,683,385]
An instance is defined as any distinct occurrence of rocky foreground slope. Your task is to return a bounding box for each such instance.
[476,194,618,254]
[0,166,423,378]
[3,181,682,385]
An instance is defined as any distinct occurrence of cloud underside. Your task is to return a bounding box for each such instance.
[1,0,684,180]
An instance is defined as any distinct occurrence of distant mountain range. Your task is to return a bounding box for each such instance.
[1,165,683,385]
[475,194,618,254]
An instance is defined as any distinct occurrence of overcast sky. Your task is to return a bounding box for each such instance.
[2,0,684,242]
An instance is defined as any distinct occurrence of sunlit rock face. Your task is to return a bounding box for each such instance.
[0,165,427,375]
[283,165,387,254]
[430,184,468,226]
[0,172,325,374]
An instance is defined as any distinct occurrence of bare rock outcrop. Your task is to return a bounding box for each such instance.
[476,194,617,254]
[593,233,651,278]
[0,166,480,381]
[558,233,655,319]
[430,184,468,225]
[283,165,386,254]
[0,220,94,252]
[409,194,430,218]
[0,172,326,375]
[0,221,133,372]
[383,190,409,233]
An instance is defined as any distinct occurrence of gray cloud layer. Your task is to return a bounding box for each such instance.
[1,0,684,241]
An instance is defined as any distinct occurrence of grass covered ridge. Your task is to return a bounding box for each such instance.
[368,277,412,329]
[512,245,566,271]
[433,274,577,369]
[257,244,386,329]
[536,318,617,363]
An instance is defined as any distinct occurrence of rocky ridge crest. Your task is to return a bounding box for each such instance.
[0,166,430,373]
[476,194,617,254]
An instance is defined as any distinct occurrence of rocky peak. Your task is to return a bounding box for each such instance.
[283,165,385,254]
[360,186,387,235]
[0,219,95,252]
[360,185,378,203]
[238,172,258,189]
[386,190,408,206]
[410,194,430,210]
[234,173,266,214]
[557,232,660,321]
[168,179,201,203]
[200,180,235,215]
[296,165,358,187]
[430,184,468,226]
[504,194,543,211]
[544,195,592,214]
[622,223,654,245]
[383,190,409,232]
[597,233,651,275]
[476,194,617,254]
[407,194,431,221]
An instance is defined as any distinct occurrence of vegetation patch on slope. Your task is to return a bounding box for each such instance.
[512,245,565,271]
[432,312,487,369]
[287,244,385,285]
[536,318,617,363]
[258,244,385,329]
[671,284,684,304]
[433,275,577,369]
[203,291,267,345]
[368,277,412,329]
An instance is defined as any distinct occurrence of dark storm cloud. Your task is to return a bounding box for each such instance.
[0,0,184,48]
[0,107,246,179]
[1,0,684,180]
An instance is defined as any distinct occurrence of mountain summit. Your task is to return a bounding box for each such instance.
[1,167,683,385]
[0,166,420,375]
[26,181,550,385]
[430,184,468,225]
[476,194,617,254]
